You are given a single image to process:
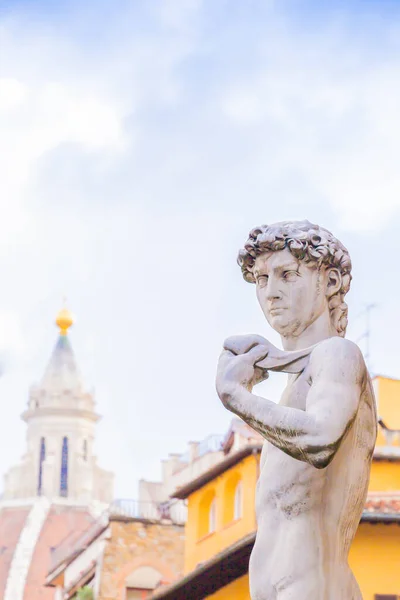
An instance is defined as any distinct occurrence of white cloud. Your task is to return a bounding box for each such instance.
[0,75,126,228]
[0,78,27,111]
[35,83,125,151]
[220,30,400,231]
[0,310,26,366]
[156,0,203,28]
[0,2,201,251]
[0,1,399,498]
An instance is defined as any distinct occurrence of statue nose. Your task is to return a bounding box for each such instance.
[266,278,281,300]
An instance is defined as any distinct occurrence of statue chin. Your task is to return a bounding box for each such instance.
[267,316,298,337]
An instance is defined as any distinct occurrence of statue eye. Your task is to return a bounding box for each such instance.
[283,271,298,281]
[257,275,268,288]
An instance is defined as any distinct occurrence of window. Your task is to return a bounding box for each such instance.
[37,437,46,495]
[83,439,88,461]
[234,480,243,520]
[209,498,216,533]
[125,566,162,599]
[222,475,242,525]
[198,490,217,538]
[60,437,68,497]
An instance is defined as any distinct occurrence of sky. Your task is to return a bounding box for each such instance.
[0,0,400,498]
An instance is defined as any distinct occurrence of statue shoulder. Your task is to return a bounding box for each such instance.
[309,337,367,382]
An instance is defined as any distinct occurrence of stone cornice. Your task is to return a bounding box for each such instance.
[21,407,101,423]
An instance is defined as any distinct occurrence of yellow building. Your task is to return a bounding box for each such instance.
[152,376,400,600]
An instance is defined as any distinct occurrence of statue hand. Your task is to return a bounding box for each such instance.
[223,334,271,356]
[216,343,269,409]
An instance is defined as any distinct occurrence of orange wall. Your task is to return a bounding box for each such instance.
[369,458,400,491]
[374,376,400,432]
[203,523,400,600]
[369,459,400,491]
[184,453,259,573]
[349,523,400,599]
[207,575,250,599]
[205,523,400,600]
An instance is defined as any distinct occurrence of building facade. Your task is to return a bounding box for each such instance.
[46,509,185,600]
[44,420,264,599]
[139,418,263,524]
[152,375,400,600]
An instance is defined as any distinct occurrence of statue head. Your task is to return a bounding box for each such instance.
[238,220,352,339]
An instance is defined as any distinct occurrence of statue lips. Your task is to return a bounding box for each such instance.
[254,339,315,375]
[269,305,286,315]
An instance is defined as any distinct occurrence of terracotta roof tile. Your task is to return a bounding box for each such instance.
[23,505,95,600]
[0,507,30,599]
[364,495,400,515]
[48,516,107,574]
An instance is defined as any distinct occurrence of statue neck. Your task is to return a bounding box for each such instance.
[281,311,338,351]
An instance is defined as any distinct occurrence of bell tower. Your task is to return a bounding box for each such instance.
[3,307,114,504]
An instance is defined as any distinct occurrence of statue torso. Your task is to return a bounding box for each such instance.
[250,351,377,600]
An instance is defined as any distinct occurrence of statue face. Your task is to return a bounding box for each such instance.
[254,248,329,338]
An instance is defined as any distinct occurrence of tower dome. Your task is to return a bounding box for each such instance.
[55,307,74,336]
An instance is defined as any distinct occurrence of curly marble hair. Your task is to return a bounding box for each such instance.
[237,220,352,337]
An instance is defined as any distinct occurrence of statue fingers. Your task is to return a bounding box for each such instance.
[241,344,269,365]
[224,334,270,355]
[217,349,235,370]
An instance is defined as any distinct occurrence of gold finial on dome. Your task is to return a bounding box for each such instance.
[56,303,74,336]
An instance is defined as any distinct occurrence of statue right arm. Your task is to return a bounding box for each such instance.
[216,337,365,468]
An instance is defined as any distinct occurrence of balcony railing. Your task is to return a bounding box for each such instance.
[110,499,186,524]
[197,434,224,457]
[180,434,224,464]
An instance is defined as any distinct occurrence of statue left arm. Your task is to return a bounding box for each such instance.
[216,337,366,469]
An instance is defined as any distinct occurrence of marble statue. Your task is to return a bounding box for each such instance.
[216,220,377,600]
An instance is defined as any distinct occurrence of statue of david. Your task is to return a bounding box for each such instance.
[216,221,377,600]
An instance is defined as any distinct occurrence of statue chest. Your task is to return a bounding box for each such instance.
[279,370,311,411]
